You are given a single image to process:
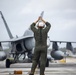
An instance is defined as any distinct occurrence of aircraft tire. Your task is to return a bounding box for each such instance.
[38,59,49,68]
[6,59,10,68]
[46,59,49,67]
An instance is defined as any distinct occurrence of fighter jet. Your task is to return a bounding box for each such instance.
[0,11,51,68]
[0,11,76,68]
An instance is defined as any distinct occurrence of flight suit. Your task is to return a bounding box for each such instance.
[30,22,51,75]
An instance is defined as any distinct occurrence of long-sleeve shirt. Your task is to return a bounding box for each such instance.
[31,22,51,48]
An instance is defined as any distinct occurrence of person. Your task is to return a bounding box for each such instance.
[29,17,51,75]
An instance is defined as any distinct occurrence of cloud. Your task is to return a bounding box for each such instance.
[0,0,76,43]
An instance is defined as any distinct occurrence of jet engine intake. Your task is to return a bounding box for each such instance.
[15,43,24,54]
[16,43,22,52]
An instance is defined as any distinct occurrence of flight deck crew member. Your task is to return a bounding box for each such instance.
[29,17,51,75]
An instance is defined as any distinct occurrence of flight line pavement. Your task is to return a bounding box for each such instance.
[0,57,76,75]
[0,67,76,75]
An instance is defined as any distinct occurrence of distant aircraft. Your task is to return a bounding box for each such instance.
[0,11,76,68]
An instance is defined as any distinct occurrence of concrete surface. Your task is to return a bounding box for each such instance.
[0,57,76,75]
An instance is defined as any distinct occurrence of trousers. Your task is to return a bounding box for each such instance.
[31,46,47,75]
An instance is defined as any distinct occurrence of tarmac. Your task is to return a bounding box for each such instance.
[0,57,76,75]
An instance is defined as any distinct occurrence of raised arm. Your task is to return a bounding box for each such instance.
[45,22,51,32]
[31,17,41,32]
[40,17,51,32]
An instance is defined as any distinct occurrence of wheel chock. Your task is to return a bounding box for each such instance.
[59,59,66,63]
[14,70,22,74]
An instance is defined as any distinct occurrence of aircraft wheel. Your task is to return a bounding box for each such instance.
[38,59,49,68]
[46,59,49,67]
[6,59,10,68]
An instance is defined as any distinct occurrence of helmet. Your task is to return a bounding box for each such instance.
[37,22,44,28]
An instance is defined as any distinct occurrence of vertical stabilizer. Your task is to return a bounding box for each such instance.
[0,11,13,39]
[38,11,44,22]
[40,11,44,18]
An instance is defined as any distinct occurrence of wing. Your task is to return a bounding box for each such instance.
[0,35,33,42]
[50,40,76,43]
[50,40,76,53]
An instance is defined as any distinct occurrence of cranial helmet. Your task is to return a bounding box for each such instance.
[37,22,45,28]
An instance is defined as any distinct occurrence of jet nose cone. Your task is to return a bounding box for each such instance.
[0,51,7,61]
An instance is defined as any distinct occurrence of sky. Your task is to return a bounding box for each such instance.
[0,0,76,48]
